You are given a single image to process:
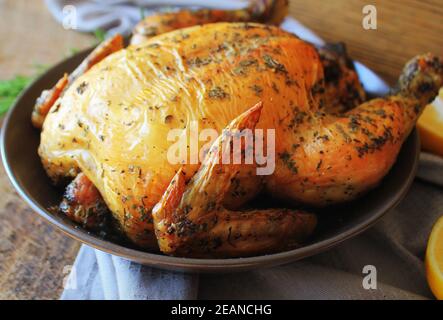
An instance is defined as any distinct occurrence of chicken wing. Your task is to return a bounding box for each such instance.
[152,103,317,257]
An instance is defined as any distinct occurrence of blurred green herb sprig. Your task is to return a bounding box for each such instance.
[0,75,32,115]
[0,62,50,116]
[94,28,106,42]
[0,63,49,115]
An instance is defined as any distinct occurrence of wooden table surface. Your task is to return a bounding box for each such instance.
[0,0,442,300]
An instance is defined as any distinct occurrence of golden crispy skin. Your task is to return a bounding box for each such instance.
[266,53,443,206]
[59,173,109,230]
[32,34,124,128]
[152,103,317,257]
[38,22,443,249]
[131,0,288,45]
[318,43,366,113]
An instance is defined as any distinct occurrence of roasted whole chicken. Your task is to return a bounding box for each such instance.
[33,1,443,257]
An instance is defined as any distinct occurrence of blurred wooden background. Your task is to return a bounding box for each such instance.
[0,0,442,299]
[291,0,443,83]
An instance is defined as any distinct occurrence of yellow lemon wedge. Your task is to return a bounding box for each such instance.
[425,216,443,299]
[418,88,443,157]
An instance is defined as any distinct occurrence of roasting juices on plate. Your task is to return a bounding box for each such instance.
[31,0,443,258]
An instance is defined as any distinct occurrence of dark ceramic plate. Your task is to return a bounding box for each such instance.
[1,49,419,272]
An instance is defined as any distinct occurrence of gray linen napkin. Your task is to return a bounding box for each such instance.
[53,1,443,300]
[61,246,199,299]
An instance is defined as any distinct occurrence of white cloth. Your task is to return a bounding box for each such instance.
[45,0,249,35]
[53,1,439,300]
